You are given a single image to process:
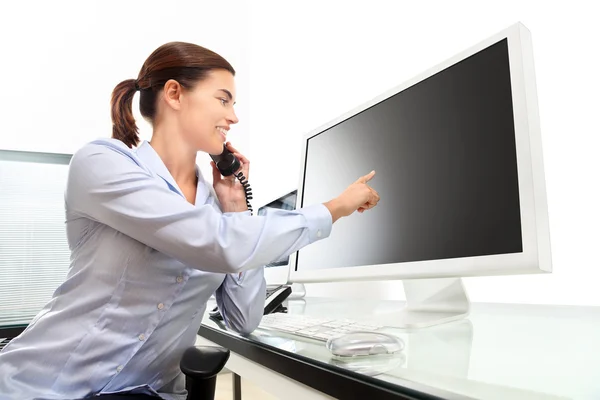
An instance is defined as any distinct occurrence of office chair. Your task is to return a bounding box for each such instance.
[180,345,230,400]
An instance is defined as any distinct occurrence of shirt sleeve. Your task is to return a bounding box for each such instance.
[214,267,266,335]
[65,141,333,274]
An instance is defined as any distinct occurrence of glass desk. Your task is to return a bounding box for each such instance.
[198,297,600,399]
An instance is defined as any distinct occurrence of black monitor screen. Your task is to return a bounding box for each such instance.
[297,39,523,272]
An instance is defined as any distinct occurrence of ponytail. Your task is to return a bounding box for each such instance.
[109,42,236,149]
[111,79,139,148]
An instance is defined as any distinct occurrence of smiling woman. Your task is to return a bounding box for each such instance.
[110,42,245,208]
[111,41,238,153]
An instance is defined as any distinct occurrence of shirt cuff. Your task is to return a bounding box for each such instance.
[299,203,333,244]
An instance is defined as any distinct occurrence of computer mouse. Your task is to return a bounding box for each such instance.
[326,331,404,358]
[330,351,406,376]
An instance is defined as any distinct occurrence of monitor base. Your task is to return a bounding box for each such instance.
[289,282,307,299]
[388,277,470,329]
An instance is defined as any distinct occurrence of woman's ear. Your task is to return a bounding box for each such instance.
[163,79,183,111]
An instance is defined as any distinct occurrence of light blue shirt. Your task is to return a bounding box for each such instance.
[0,139,332,400]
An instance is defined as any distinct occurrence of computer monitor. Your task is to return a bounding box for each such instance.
[258,190,297,285]
[288,22,551,328]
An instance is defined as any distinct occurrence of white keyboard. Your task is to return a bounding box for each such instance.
[258,313,384,341]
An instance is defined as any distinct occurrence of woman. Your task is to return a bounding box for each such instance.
[0,42,379,400]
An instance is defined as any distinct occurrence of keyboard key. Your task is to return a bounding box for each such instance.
[314,333,332,340]
[275,326,301,332]
[297,329,318,335]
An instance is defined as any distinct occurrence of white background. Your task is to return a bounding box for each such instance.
[1,0,598,306]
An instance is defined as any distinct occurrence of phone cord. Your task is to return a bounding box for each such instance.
[234,171,253,215]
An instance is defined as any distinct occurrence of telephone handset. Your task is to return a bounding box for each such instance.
[210,144,253,215]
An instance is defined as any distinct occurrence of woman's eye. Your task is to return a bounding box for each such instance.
[220,98,228,106]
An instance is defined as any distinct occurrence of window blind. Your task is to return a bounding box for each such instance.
[0,150,72,327]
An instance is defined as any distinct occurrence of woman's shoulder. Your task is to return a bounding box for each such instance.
[65,139,152,210]
[74,137,135,159]
[71,138,144,170]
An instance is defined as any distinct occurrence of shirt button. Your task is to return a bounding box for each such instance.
[138,334,145,341]
[116,365,123,373]
[176,276,183,283]
[157,303,164,310]
[317,230,322,238]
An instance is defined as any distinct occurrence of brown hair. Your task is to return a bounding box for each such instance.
[110,42,235,148]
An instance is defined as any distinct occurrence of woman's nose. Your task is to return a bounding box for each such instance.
[228,110,239,125]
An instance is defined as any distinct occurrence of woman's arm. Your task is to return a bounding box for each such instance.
[66,140,332,274]
[214,268,266,335]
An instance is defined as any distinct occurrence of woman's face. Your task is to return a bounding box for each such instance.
[176,69,239,155]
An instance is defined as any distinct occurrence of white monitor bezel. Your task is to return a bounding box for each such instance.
[288,22,552,283]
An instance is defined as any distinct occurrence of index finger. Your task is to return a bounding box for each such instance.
[356,170,376,184]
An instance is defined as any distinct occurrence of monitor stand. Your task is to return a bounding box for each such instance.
[289,282,307,299]
[390,277,470,329]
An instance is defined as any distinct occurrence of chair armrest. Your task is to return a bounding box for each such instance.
[180,345,230,400]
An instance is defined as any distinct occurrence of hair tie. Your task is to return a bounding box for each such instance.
[134,81,140,91]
